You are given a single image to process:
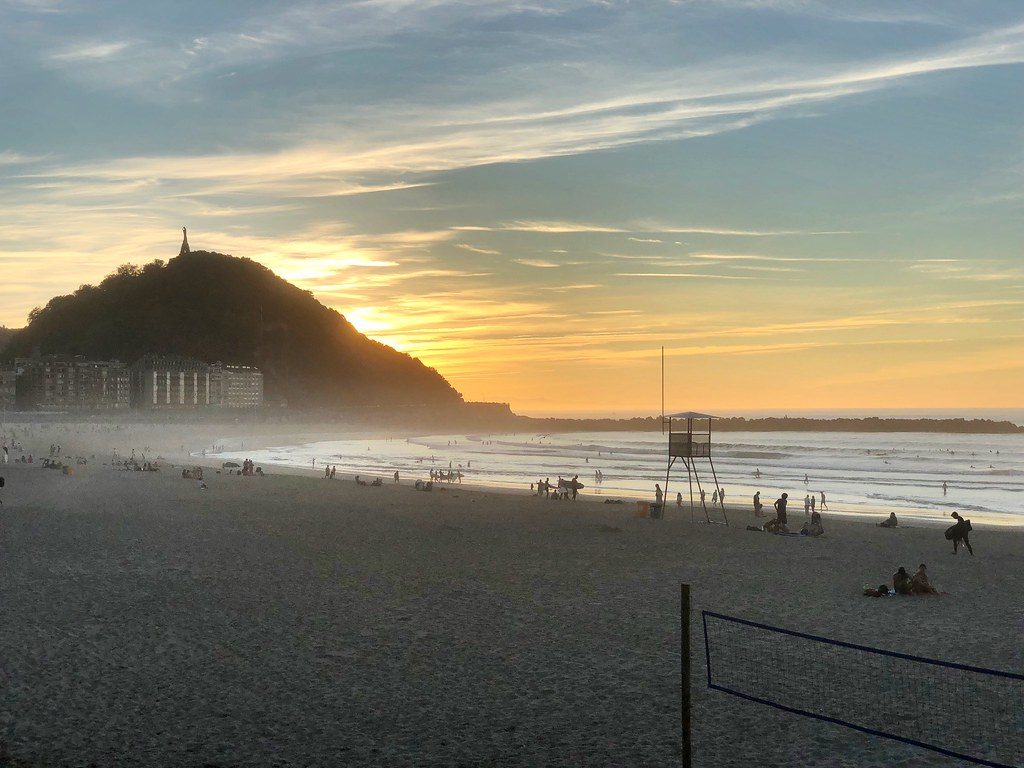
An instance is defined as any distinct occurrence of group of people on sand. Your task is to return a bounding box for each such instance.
[119,457,158,472]
[431,468,462,483]
[536,475,582,500]
[324,464,337,479]
[355,475,384,487]
[2,439,25,464]
[239,458,261,477]
[41,457,80,470]
[865,563,939,597]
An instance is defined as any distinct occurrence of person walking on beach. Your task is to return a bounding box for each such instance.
[804,494,811,517]
[809,495,816,513]
[719,488,726,507]
[942,481,948,495]
[394,471,400,484]
[753,491,763,517]
[711,489,718,505]
[820,491,828,510]
[676,492,683,507]
[945,512,974,555]
[655,483,663,507]
[700,489,706,506]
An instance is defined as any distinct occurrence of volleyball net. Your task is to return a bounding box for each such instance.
[702,610,1024,768]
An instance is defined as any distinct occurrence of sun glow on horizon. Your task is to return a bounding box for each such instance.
[2,1,1023,413]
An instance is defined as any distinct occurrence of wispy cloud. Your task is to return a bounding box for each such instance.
[453,221,839,236]
[615,272,756,280]
[513,258,560,268]
[455,243,502,256]
[0,150,47,165]
[50,40,132,61]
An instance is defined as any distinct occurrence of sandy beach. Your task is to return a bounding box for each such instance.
[0,426,1021,767]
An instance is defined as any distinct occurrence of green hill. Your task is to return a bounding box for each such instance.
[2,250,463,409]
[0,326,16,352]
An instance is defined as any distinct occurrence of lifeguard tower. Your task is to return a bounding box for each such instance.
[663,411,728,525]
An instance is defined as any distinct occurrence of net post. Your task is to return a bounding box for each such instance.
[681,583,692,768]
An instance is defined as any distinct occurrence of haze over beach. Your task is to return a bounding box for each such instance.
[1,2,1023,767]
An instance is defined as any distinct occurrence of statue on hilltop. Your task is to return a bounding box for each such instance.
[179,227,190,256]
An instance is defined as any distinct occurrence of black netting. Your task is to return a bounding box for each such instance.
[703,611,1024,768]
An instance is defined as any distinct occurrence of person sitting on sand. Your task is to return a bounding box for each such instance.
[878,512,898,528]
[910,563,938,595]
[800,510,824,537]
[863,584,890,597]
[893,566,912,595]
[945,512,974,556]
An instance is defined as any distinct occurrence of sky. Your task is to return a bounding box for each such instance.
[1,0,1023,416]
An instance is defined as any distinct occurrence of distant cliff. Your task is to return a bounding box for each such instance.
[1,250,463,409]
[513,415,1024,434]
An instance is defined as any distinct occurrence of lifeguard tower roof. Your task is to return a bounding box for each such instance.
[667,411,716,419]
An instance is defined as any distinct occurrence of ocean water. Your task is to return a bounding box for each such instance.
[215,431,1024,525]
